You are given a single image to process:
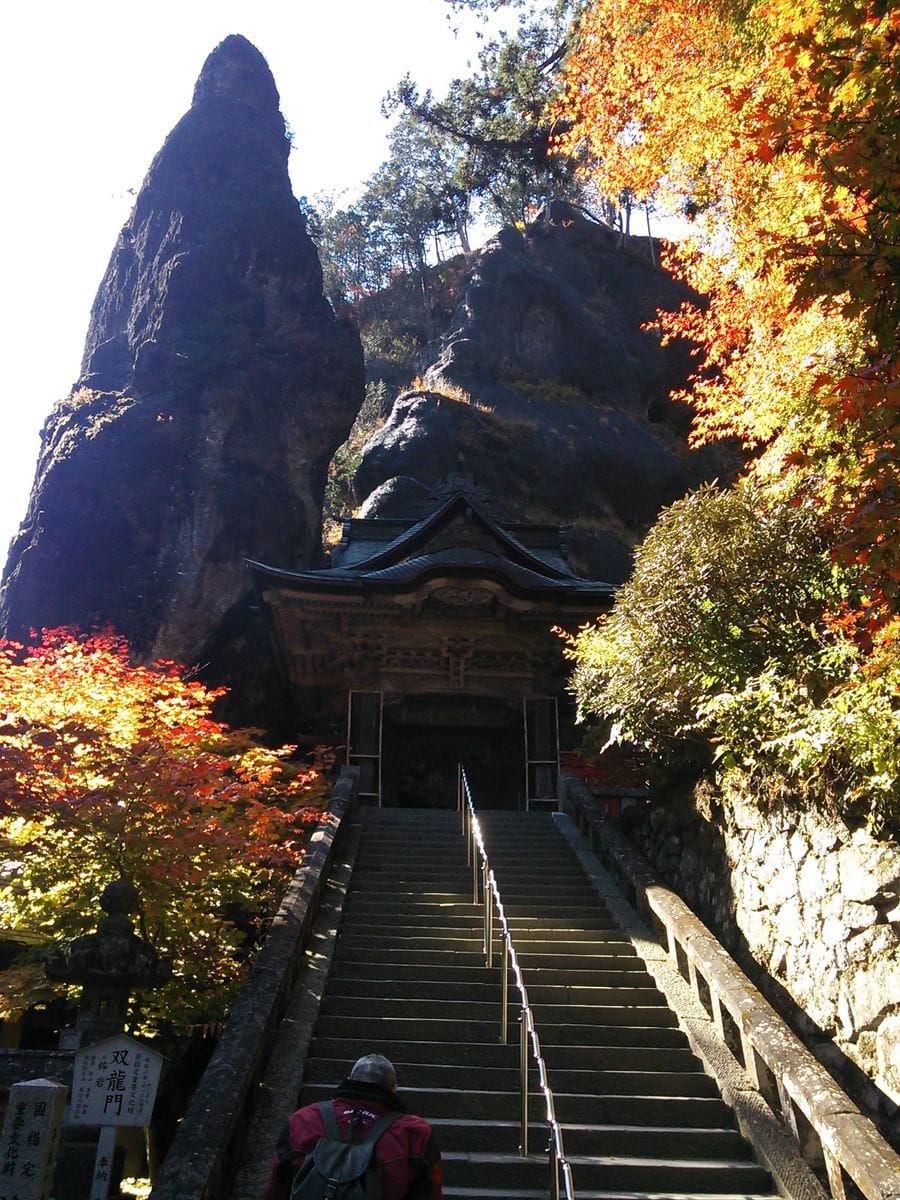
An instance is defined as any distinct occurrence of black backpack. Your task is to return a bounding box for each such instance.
[290,1102,402,1200]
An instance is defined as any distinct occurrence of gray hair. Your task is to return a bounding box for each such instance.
[349,1054,397,1091]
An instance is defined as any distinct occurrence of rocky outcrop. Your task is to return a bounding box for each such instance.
[0,36,363,726]
[354,208,734,582]
[623,784,900,1136]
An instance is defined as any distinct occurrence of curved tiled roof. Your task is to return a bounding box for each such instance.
[247,481,614,603]
[249,546,613,600]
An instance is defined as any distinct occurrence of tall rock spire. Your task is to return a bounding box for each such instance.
[1,36,363,727]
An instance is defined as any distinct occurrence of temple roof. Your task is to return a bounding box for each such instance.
[247,475,615,604]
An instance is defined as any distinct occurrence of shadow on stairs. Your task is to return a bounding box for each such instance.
[241,806,781,1200]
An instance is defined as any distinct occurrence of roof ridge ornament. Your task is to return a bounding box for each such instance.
[429,471,496,510]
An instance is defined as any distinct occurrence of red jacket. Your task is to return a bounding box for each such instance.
[265,1080,443,1200]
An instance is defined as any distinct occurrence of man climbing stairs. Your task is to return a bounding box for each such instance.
[294,805,780,1199]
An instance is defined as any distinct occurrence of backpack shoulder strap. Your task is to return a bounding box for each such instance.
[317,1100,343,1141]
[360,1110,402,1145]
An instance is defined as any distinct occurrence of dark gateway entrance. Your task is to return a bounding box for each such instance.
[249,477,613,809]
[383,697,524,809]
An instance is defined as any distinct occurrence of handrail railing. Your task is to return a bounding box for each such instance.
[559,775,900,1200]
[457,766,576,1200]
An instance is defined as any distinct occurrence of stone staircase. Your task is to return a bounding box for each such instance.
[480,811,779,1199]
[296,806,780,1199]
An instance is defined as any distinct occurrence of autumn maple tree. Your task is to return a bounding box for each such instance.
[0,629,330,1029]
[554,0,899,828]
[556,0,898,626]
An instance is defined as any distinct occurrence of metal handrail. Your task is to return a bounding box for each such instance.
[458,766,576,1200]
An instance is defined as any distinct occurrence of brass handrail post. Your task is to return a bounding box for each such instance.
[520,1013,529,1157]
[458,763,573,1198]
[550,1140,561,1200]
[484,862,493,966]
[500,939,509,1044]
[472,821,480,903]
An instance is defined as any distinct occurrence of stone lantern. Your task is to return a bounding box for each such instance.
[45,879,172,1047]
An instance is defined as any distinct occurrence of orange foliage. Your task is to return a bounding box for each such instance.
[555,0,899,623]
[0,629,331,1026]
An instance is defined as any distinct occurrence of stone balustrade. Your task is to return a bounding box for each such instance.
[561,776,900,1200]
[148,766,358,1200]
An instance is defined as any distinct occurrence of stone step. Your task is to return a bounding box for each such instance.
[327,961,503,986]
[324,977,504,1003]
[550,1092,735,1128]
[560,1124,753,1160]
[319,994,669,1023]
[351,854,468,869]
[516,949,651,970]
[309,1036,520,1070]
[348,870,476,886]
[321,993,681,1032]
[345,919,486,937]
[544,1044,699,1072]
[299,1084,735,1127]
[319,996,512,1022]
[330,944,643,970]
[304,1058,534,1092]
[428,1120,753,1160]
[548,1070,720,1098]
[446,1193,776,1200]
[568,1157,772,1194]
[494,925,632,941]
[439,1151,562,1190]
[426,1118,544,1153]
[329,946,497,968]
[306,1058,714,1097]
[343,905,618,930]
[334,932,486,952]
[340,904,484,923]
[341,920,624,941]
[524,977,659,998]
[313,1013,504,1041]
[487,879,602,894]
[440,1151,772,1194]
[358,850,575,865]
[530,1020,687,1045]
[360,823,461,833]
[299,1083,523,1121]
[335,932,637,953]
[323,972,656,1002]
[341,890,477,906]
[506,914,616,929]
[528,991,672,1016]
[507,955,648,974]
[442,1190,544,1199]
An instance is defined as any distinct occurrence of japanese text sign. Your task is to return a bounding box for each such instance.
[70,1035,163,1127]
[0,1078,67,1200]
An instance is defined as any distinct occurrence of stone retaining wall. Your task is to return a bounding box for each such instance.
[618,779,900,1136]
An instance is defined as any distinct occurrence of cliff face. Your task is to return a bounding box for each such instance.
[354,208,733,582]
[1,36,363,726]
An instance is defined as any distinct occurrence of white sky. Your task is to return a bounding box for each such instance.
[0,0,495,561]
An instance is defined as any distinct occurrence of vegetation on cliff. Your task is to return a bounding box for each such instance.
[306,0,589,315]
[557,0,899,831]
[0,630,329,1031]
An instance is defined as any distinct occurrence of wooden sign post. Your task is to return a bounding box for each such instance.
[69,1034,164,1200]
